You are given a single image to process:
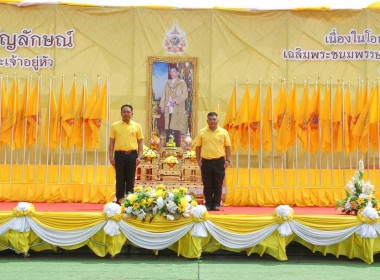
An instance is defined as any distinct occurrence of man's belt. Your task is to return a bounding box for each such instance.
[115,150,137,154]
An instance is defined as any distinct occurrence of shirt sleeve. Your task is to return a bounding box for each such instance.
[195,132,202,147]
[110,124,115,139]
[224,131,231,147]
[136,124,144,140]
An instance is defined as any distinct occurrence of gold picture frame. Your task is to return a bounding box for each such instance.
[147,56,198,147]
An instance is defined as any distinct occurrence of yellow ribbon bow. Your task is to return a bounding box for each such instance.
[357,208,379,225]
[13,205,35,217]
[191,211,209,223]
[104,213,124,222]
[274,209,294,224]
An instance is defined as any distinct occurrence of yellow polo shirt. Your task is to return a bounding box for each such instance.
[196,126,231,159]
[110,120,144,151]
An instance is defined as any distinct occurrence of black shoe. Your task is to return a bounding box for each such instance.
[205,203,211,211]
[212,205,220,211]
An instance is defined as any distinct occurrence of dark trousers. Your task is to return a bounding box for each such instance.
[115,150,138,201]
[201,157,225,207]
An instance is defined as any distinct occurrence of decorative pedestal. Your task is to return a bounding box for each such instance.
[157,169,182,181]
[181,164,201,182]
[136,163,159,181]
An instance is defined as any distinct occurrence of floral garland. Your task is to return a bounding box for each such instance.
[336,160,378,214]
[122,185,198,222]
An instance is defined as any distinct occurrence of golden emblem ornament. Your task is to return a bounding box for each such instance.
[163,23,187,54]
[150,130,160,151]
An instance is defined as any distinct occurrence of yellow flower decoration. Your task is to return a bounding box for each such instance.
[129,194,138,203]
[145,187,152,193]
[368,194,373,201]
[172,189,180,195]
[178,204,186,213]
[141,198,147,208]
[133,202,140,210]
[155,190,163,198]
[156,184,166,190]
[357,197,365,205]
[147,198,155,206]
[133,186,143,192]
[162,190,169,198]
[179,187,188,194]
[180,197,188,207]
[120,205,125,213]
[191,200,198,207]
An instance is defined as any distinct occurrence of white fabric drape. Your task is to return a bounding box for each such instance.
[205,221,279,249]
[119,221,193,250]
[289,221,361,245]
[28,217,107,246]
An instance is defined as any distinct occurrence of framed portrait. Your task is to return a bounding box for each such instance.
[147,56,198,147]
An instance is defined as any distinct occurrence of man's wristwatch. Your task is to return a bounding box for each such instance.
[226,159,230,163]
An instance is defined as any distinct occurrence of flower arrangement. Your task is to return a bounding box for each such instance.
[185,151,196,159]
[121,185,198,222]
[166,134,176,147]
[164,155,179,169]
[185,150,197,164]
[142,148,157,162]
[336,160,378,214]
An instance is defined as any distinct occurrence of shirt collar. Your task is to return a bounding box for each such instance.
[207,126,219,132]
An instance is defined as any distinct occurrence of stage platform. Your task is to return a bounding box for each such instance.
[0,202,379,264]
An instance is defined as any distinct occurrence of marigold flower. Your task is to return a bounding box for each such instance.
[179,187,188,194]
[147,198,154,205]
[162,190,169,198]
[155,190,163,198]
[172,189,180,195]
[133,186,143,192]
[177,204,186,213]
[357,197,365,205]
[156,184,166,190]
[133,202,139,210]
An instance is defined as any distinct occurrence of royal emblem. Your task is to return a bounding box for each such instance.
[309,111,319,130]
[65,118,74,126]
[352,115,360,126]
[163,22,187,53]
[276,112,285,129]
[93,119,102,129]
[299,121,308,131]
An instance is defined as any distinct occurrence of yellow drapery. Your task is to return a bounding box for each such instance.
[225,169,380,206]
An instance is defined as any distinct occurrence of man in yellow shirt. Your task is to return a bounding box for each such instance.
[196,112,231,211]
[109,104,144,204]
